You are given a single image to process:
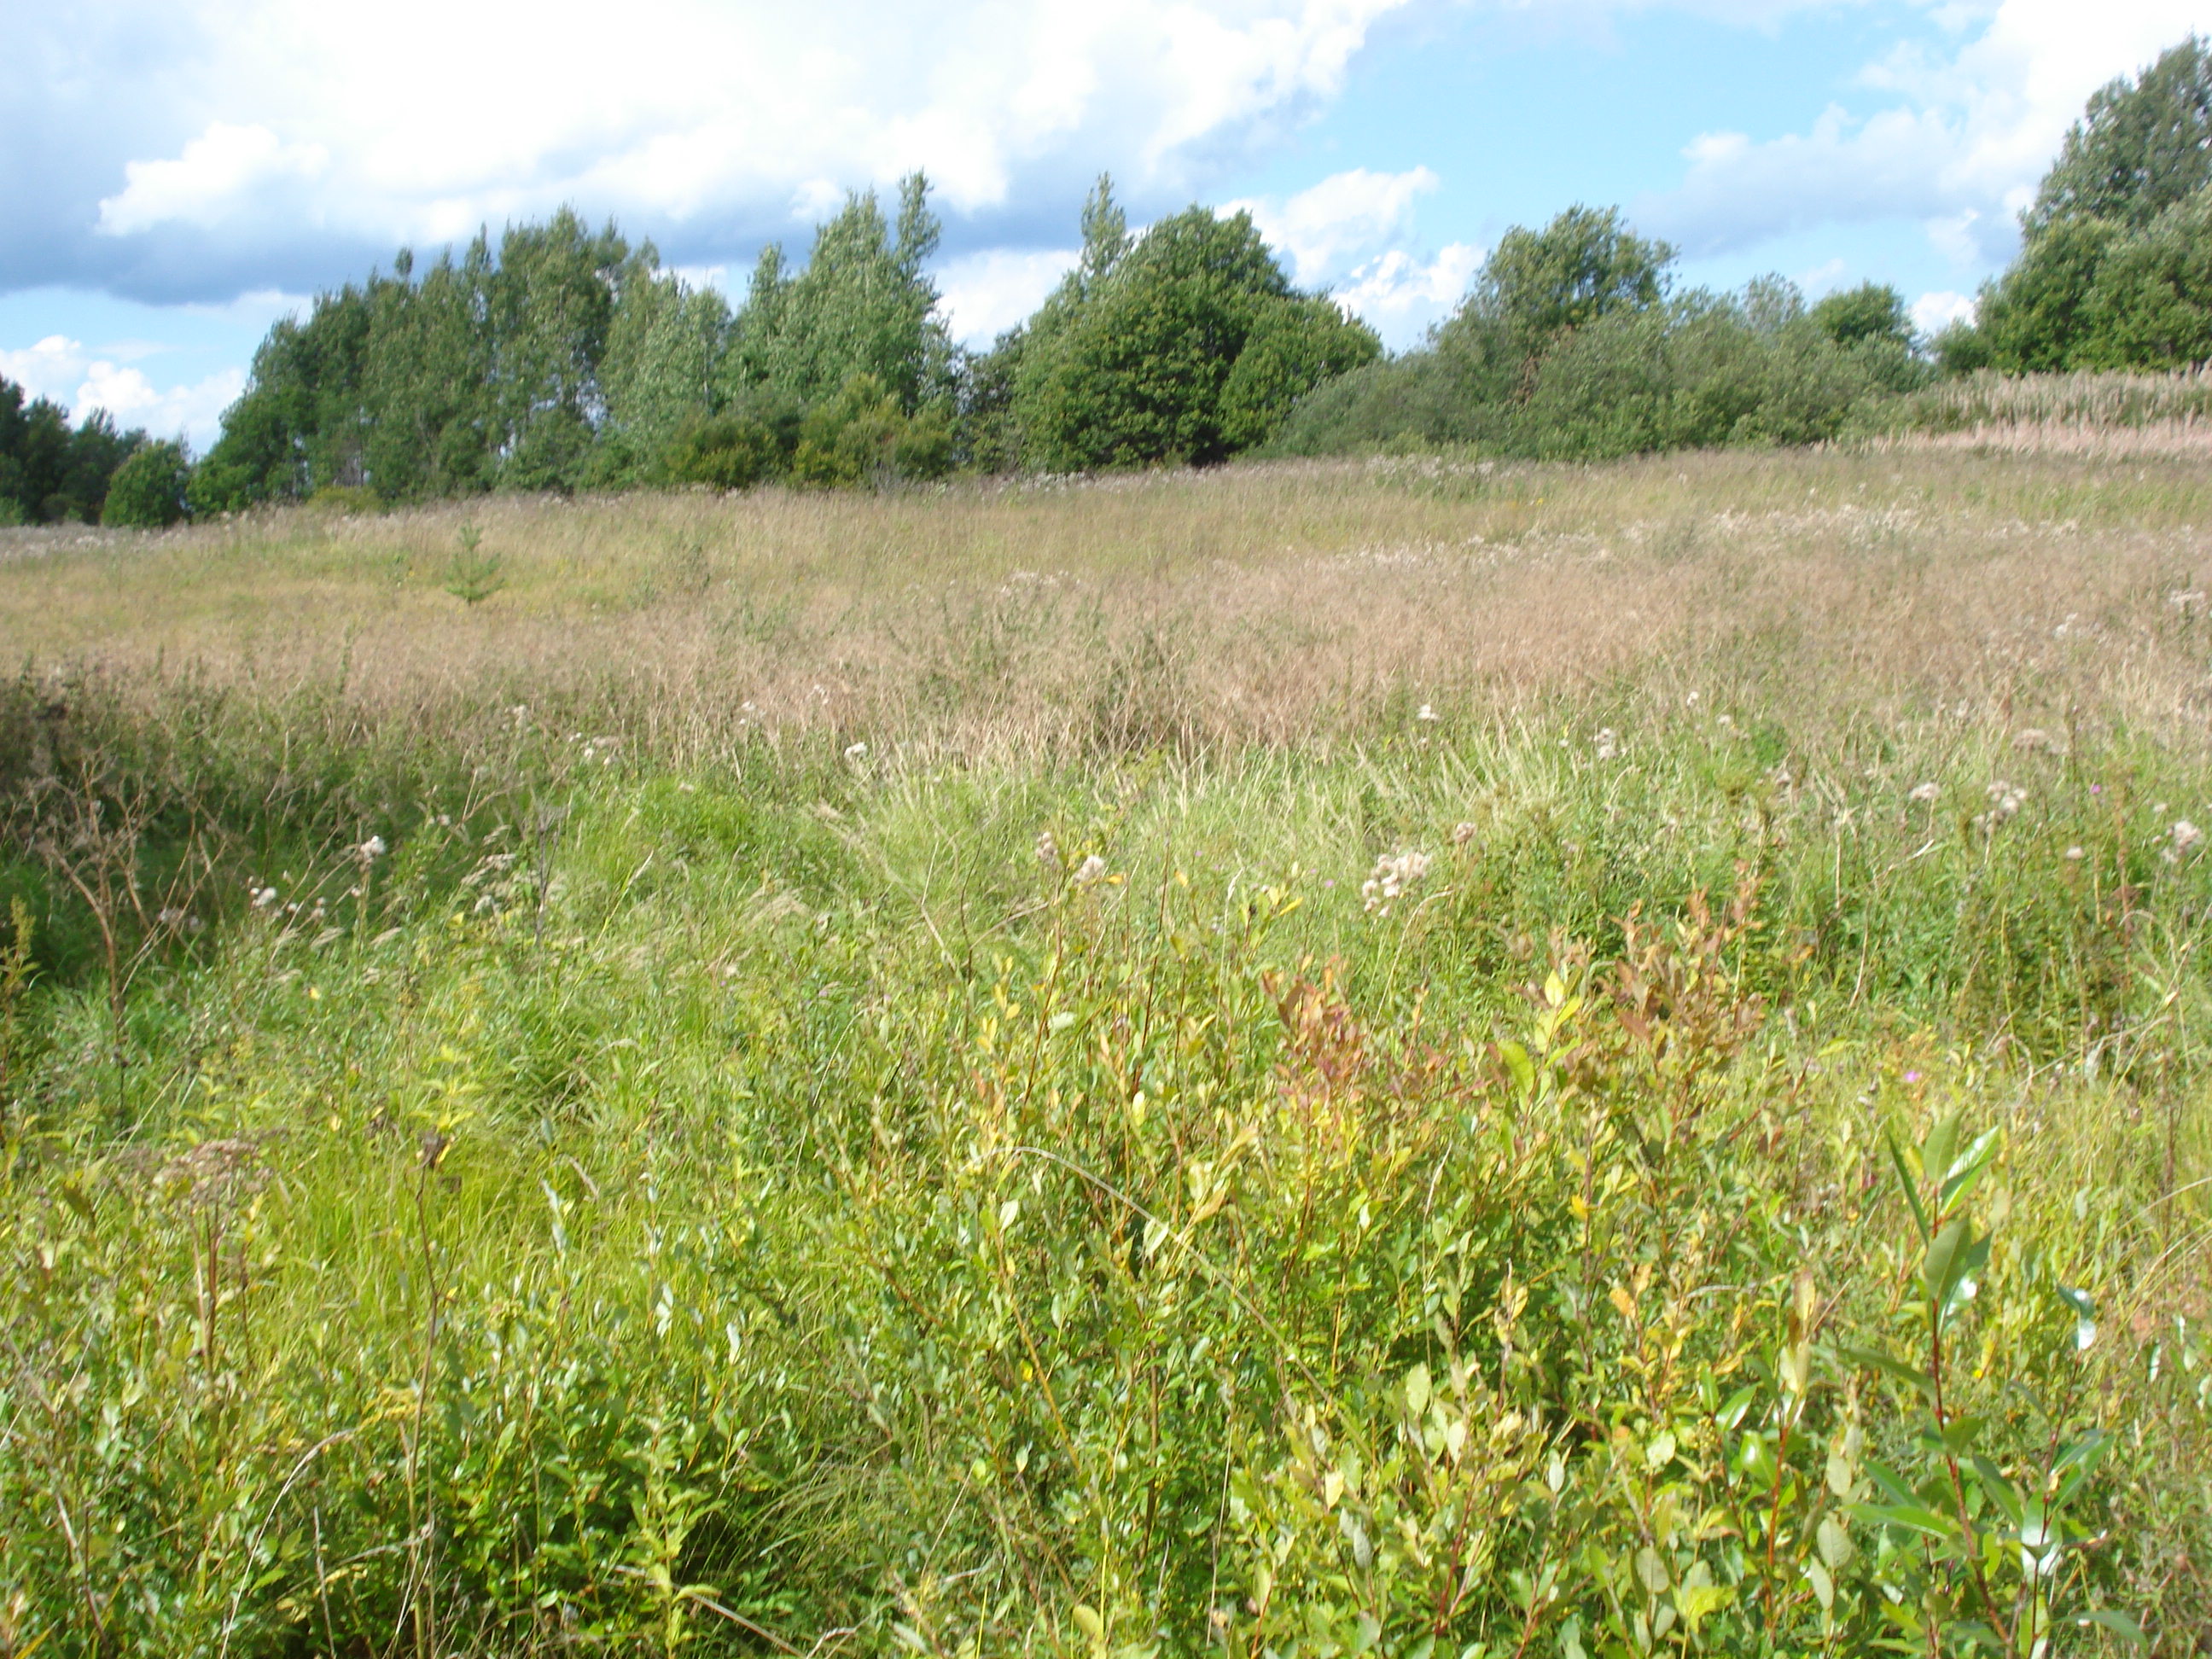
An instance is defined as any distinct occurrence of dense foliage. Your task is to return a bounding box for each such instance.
[1,560,2204,1653]
[188,185,958,513]
[982,183,1380,470]
[1272,212,1924,459]
[0,376,148,525]
[115,28,2212,514]
[1946,37,2212,372]
[185,175,1366,510]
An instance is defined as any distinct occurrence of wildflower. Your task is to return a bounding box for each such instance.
[1451,821,1478,846]
[1072,854,1109,887]
[1986,781,2026,817]
[253,886,279,910]
[844,742,868,761]
[1417,703,1440,723]
[1593,728,1620,760]
[1361,849,1430,916]
[2163,819,2203,864]
[1908,782,1941,803]
[357,835,387,862]
[2064,846,2086,860]
[157,906,187,928]
[1036,830,1062,876]
[2012,727,2054,753]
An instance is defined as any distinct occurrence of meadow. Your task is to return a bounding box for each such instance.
[1,446,2208,1656]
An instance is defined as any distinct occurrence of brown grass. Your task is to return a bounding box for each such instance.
[4,447,2211,764]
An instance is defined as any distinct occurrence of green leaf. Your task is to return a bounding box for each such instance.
[1406,1362,1432,1417]
[1923,1114,1960,1185]
[1715,1385,1756,1430]
[1841,1345,1937,1401]
[1499,1040,1535,1096]
[2057,1283,2098,1351]
[1862,1458,1921,1508]
[1887,1132,1931,1240]
[1938,1126,2000,1214]
[2075,1610,2145,1647]
[1970,1455,2023,1527]
[1850,1499,1953,1539]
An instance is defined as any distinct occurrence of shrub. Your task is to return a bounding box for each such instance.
[100,439,190,527]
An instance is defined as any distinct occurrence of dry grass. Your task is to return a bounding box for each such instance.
[1873,365,2212,457]
[4,447,2211,764]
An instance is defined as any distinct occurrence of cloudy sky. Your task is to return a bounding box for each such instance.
[4,0,2209,446]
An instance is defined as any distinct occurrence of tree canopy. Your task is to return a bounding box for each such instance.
[0,376,147,525]
[1959,36,2212,372]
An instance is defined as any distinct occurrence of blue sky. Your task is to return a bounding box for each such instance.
[5,0,2209,447]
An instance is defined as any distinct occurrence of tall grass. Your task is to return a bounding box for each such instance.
[1868,366,2212,457]
[1,449,2208,1656]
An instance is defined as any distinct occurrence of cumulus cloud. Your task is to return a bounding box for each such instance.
[1335,243,1484,335]
[1912,289,1978,335]
[937,248,1081,346]
[99,123,330,236]
[1222,166,1476,341]
[1637,0,2212,268]
[0,334,244,447]
[1226,166,1440,286]
[9,0,1416,302]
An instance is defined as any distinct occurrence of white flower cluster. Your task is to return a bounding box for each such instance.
[1592,728,1621,761]
[1361,849,1430,916]
[1973,780,2027,835]
[1908,782,1941,804]
[1072,853,1109,888]
[2164,818,2203,864]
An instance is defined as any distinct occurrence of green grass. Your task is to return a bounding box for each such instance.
[1,451,2209,1656]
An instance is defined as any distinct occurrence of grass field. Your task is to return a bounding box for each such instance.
[2,448,2209,1656]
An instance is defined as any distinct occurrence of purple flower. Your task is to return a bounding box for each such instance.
[1904,1071,1922,1084]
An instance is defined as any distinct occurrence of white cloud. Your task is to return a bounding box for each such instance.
[0,336,91,405]
[1226,166,1440,286]
[1335,242,1484,334]
[1912,288,1978,335]
[937,247,1080,346]
[1639,0,2212,265]
[1794,257,1849,296]
[1223,166,1477,342]
[0,333,242,447]
[99,122,331,236]
[75,0,1414,259]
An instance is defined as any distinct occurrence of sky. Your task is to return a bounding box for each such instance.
[4,0,2209,449]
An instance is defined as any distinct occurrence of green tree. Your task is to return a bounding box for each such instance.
[489,209,628,490]
[102,440,191,527]
[599,246,731,480]
[1448,205,1674,352]
[2028,36,2212,236]
[1961,37,2212,371]
[1218,295,1382,450]
[1810,282,1911,349]
[360,242,497,500]
[1017,204,1377,469]
[724,176,952,414]
[789,371,951,487]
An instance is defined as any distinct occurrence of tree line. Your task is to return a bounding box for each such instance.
[0,380,159,527]
[169,175,1377,516]
[15,32,2212,527]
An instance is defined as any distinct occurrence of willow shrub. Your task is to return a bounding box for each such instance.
[1,720,2207,1656]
